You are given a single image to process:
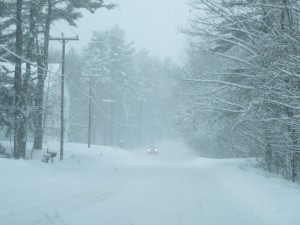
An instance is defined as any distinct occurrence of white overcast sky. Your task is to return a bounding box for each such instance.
[50,0,190,62]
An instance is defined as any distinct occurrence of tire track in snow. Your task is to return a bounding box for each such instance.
[0,181,120,225]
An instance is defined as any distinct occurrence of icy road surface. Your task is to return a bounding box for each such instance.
[1,142,300,225]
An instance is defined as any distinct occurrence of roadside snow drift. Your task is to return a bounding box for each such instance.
[1,141,300,225]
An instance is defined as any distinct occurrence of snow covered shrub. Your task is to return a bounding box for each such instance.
[0,143,12,159]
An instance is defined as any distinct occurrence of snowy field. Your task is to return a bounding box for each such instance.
[1,141,300,225]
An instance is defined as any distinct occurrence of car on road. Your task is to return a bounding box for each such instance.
[147,146,158,155]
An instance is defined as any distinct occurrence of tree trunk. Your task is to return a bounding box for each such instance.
[137,101,144,147]
[108,102,115,146]
[23,0,37,153]
[13,0,25,159]
[286,108,298,182]
[33,0,52,150]
[264,128,272,172]
[33,61,44,150]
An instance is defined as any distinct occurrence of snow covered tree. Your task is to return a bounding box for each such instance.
[79,26,135,146]
[67,26,175,148]
[32,0,115,151]
[181,0,300,182]
[0,0,115,158]
[0,65,14,137]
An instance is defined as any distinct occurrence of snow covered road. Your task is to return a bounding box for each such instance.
[64,166,267,225]
[1,142,300,225]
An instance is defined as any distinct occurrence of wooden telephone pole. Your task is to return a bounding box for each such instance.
[88,74,92,148]
[49,34,79,160]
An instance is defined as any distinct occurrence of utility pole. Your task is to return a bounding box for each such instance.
[49,34,79,160]
[102,99,116,146]
[88,74,92,148]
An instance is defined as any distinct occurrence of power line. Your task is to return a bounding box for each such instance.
[0,56,89,100]
[91,96,160,129]
[1,45,161,130]
[0,53,160,129]
[51,21,65,35]
[58,20,87,50]
[46,27,161,129]
[0,45,91,100]
[1,45,44,70]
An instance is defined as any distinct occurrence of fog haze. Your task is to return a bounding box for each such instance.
[2,1,300,225]
[51,0,189,61]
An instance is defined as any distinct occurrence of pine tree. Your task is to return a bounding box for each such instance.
[31,0,115,150]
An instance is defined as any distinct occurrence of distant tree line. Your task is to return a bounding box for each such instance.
[65,26,176,148]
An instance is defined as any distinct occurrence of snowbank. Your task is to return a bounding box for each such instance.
[1,142,300,225]
[192,158,300,225]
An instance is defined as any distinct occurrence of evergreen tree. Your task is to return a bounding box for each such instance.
[32,0,115,151]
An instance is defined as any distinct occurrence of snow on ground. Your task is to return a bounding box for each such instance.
[1,141,300,225]
[192,157,300,225]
